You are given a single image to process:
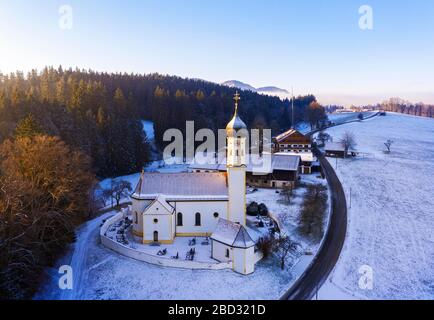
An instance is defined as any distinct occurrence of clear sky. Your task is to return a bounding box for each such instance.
[1,0,433,105]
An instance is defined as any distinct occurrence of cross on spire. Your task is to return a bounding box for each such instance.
[234,91,241,112]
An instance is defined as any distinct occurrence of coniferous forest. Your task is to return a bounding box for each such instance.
[0,66,321,178]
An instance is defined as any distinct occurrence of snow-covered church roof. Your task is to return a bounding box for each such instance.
[211,219,255,248]
[132,172,228,201]
[189,153,300,173]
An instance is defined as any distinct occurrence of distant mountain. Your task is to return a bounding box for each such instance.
[222,80,290,100]
[221,80,257,92]
[257,86,289,94]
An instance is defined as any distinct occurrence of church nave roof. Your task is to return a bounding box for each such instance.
[132,172,228,200]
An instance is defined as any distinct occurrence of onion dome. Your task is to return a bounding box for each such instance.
[226,92,247,136]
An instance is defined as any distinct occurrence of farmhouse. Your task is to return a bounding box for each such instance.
[273,128,311,153]
[272,128,317,173]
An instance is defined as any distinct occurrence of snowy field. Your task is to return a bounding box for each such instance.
[327,111,377,125]
[318,113,434,299]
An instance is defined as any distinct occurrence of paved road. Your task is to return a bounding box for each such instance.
[280,152,347,300]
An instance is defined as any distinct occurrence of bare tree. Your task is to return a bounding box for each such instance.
[103,179,132,207]
[280,184,293,204]
[339,131,357,157]
[384,139,394,153]
[0,135,95,298]
[257,236,275,259]
[317,131,331,147]
[273,234,299,270]
[298,184,328,243]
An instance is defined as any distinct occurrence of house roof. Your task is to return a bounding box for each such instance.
[210,218,255,248]
[270,154,300,171]
[189,153,300,174]
[274,151,315,162]
[274,128,298,142]
[324,142,346,152]
[273,128,310,143]
[132,172,228,200]
[149,194,174,214]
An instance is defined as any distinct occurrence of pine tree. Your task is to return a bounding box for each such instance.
[15,114,44,138]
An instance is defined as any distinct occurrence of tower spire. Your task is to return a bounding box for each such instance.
[233,91,241,114]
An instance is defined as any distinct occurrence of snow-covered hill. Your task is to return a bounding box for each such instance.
[221,80,257,92]
[318,113,434,299]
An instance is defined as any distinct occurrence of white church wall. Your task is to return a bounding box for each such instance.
[227,167,246,225]
[174,201,227,236]
[143,214,173,243]
[233,246,255,275]
[211,240,232,262]
[131,198,152,236]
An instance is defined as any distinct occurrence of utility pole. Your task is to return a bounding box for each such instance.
[291,86,294,128]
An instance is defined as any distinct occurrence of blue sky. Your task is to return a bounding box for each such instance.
[1,0,433,105]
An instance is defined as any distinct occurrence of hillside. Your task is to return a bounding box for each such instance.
[318,113,434,299]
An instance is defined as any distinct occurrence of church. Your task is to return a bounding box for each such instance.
[130,93,257,275]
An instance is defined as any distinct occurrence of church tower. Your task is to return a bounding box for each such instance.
[226,92,247,226]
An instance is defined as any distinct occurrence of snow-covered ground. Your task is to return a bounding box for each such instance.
[142,120,159,161]
[327,111,377,125]
[35,174,329,300]
[247,174,328,251]
[34,209,294,300]
[318,113,434,300]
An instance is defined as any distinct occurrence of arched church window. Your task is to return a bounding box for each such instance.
[135,212,138,224]
[225,248,230,258]
[195,212,201,226]
[177,212,183,226]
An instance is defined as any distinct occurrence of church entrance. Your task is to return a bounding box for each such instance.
[153,231,158,242]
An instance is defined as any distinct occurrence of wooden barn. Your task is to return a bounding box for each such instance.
[324,142,357,158]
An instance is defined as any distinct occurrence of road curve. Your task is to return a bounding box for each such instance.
[279,113,382,300]
[280,151,348,300]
